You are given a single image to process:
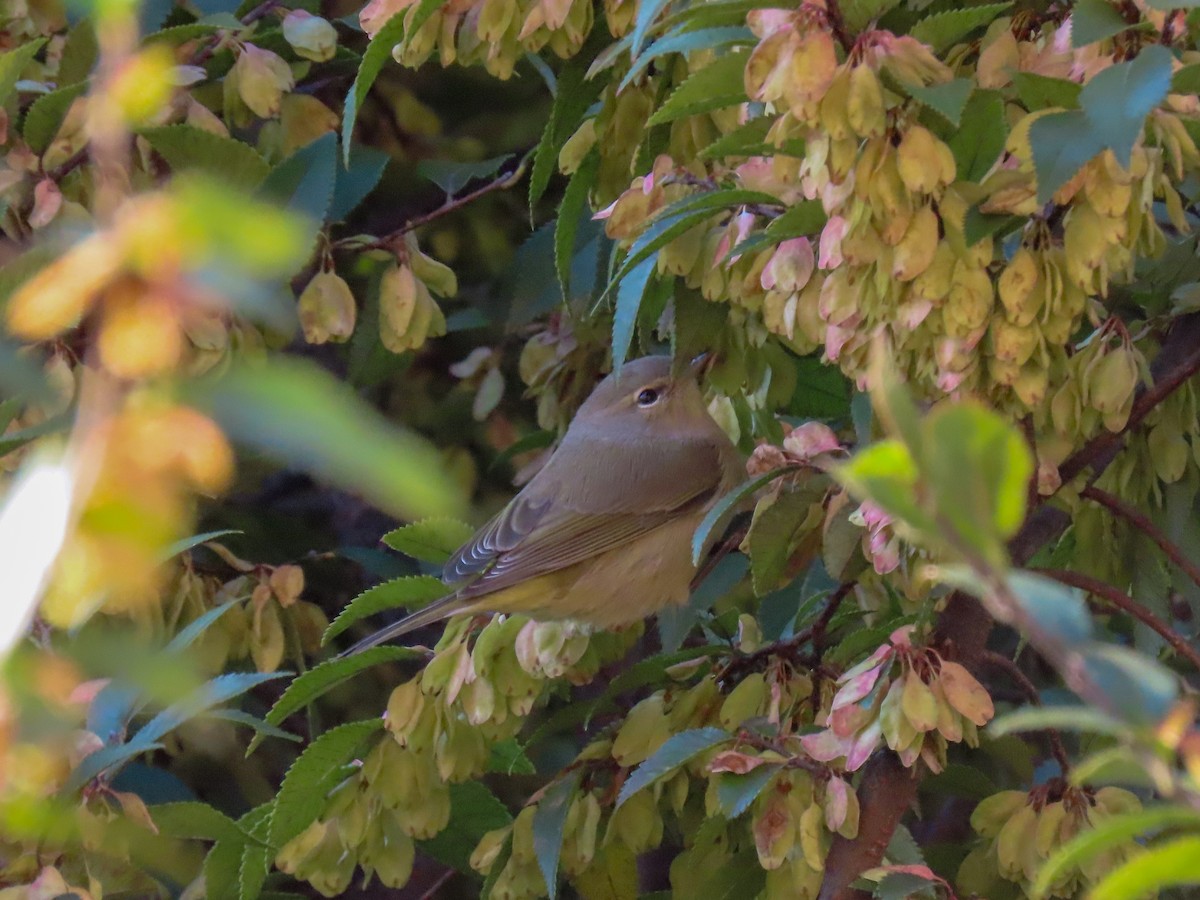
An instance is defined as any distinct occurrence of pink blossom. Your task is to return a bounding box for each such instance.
[762,237,815,293]
[782,420,839,461]
[818,215,846,269]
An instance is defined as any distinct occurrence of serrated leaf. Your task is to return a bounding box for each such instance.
[1071,0,1133,47]
[152,802,256,844]
[141,125,271,191]
[1079,43,1172,167]
[213,709,303,743]
[0,39,46,107]
[698,117,774,160]
[205,835,245,900]
[1172,63,1200,95]
[259,131,337,231]
[746,488,819,595]
[323,575,447,644]
[630,0,675,57]
[22,81,87,154]
[909,78,973,127]
[419,782,514,873]
[1088,836,1200,900]
[268,719,382,847]
[138,672,288,747]
[142,22,222,46]
[342,11,408,165]
[616,727,730,808]
[533,772,581,899]
[874,871,938,900]
[164,597,244,655]
[949,89,1006,183]
[529,56,606,211]
[382,517,474,563]
[1013,72,1082,111]
[692,468,795,565]
[841,0,902,31]
[418,154,513,198]
[612,256,658,373]
[647,50,750,125]
[59,19,98,85]
[481,831,514,900]
[1033,807,1200,898]
[715,763,781,818]
[620,26,754,92]
[908,3,1010,52]
[260,645,421,736]
[884,824,925,865]
[1028,109,1101,203]
[489,738,536,775]
[555,149,599,299]
[662,0,783,31]
[65,739,167,793]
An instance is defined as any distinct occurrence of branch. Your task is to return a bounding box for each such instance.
[1035,567,1200,672]
[349,153,532,253]
[981,649,1071,776]
[190,0,285,66]
[1081,484,1200,593]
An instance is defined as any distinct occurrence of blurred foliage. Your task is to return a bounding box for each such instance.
[0,0,1199,897]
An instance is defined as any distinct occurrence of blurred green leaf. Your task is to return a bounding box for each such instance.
[1079,642,1178,725]
[323,575,448,644]
[382,517,474,564]
[1071,0,1134,46]
[1088,835,1200,899]
[22,81,87,154]
[258,132,337,259]
[835,439,928,532]
[142,126,272,191]
[0,39,46,107]
[193,357,465,521]
[1005,571,1093,644]
[418,154,513,198]
[987,704,1124,738]
[329,145,389,221]
[342,11,409,164]
[268,719,382,847]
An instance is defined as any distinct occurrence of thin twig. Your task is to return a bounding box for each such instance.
[345,152,533,253]
[189,0,284,66]
[822,0,855,53]
[1081,485,1200,593]
[981,650,1071,776]
[1036,568,1200,671]
[418,866,457,899]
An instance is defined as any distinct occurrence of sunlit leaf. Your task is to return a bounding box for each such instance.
[616,727,730,808]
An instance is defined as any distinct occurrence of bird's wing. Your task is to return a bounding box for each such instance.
[443,434,724,599]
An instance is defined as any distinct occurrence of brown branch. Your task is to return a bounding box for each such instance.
[345,153,532,253]
[190,0,285,66]
[822,0,855,54]
[1081,484,1200,593]
[1036,567,1200,672]
[981,649,1071,776]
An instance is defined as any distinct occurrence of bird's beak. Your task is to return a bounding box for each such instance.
[689,352,712,377]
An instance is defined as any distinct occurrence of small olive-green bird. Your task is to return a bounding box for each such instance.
[345,355,743,654]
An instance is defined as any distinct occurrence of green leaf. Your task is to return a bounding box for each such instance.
[267,719,382,847]
[787,355,851,419]
[1079,642,1178,725]
[142,22,222,46]
[164,598,244,655]
[908,3,1009,52]
[1013,73,1082,111]
[620,26,754,92]
[161,529,242,560]
[419,782,513,873]
[692,467,795,565]
[59,19,98,85]
[746,488,821,595]
[841,0,903,32]
[1079,43,1172,167]
[909,78,973,127]
[382,517,474,563]
[152,802,259,844]
[489,737,537,775]
[258,132,337,253]
[923,402,1033,553]
[1172,63,1200,95]
[765,200,826,240]
[342,11,409,165]
[1088,836,1200,900]
[1006,571,1093,644]
[533,772,581,899]
[205,834,246,900]
[964,206,1022,247]
[137,672,288,747]
[616,727,730,808]
[529,56,607,211]
[885,824,926,865]
[715,763,781,818]
[647,50,750,125]
[65,740,167,793]
[22,81,87,154]
[875,872,938,900]
[1071,0,1133,47]
[481,831,514,900]
[329,145,389,221]
[699,117,801,161]
[322,575,448,644]
[662,0,782,31]
[987,704,1125,738]
[612,256,659,373]
[949,89,1007,183]
[835,439,928,533]
[261,645,421,735]
[0,39,46,107]
[192,357,465,521]
[141,125,271,191]
[555,149,599,299]
[418,154,513,198]
[1034,807,1200,898]
[212,709,303,743]
[631,0,675,56]
[1028,110,1101,203]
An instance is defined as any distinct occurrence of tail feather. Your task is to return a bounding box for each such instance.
[338,594,468,658]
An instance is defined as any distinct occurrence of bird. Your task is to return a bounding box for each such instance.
[342,354,745,655]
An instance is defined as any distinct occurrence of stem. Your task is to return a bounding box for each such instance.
[190,0,284,66]
[981,649,1071,776]
[822,0,855,53]
[1081,484,1200,593]
[1036,567,1200,671]
[348,153,533,253]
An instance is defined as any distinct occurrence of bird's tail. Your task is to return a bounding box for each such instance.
[338,594,468,658]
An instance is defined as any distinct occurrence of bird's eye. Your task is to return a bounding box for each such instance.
[636,388,660,407]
